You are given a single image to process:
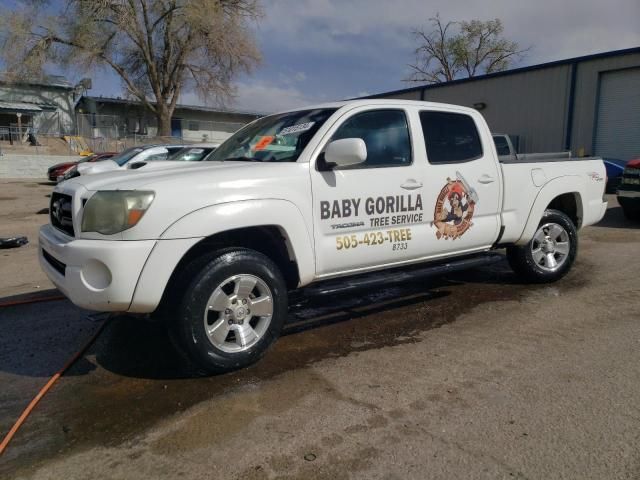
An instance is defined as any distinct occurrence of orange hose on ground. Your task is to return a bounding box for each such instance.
[0,295,65,308]
[0,318,109,457]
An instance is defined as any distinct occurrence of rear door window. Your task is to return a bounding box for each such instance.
[419,111,483,164]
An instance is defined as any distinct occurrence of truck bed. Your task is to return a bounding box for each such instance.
[500,154,596,164]
[499,156,606,245]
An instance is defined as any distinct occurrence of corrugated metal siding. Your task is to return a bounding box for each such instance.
[376,50,640,157]
[593,67,640,161]
[571,52,640,155]
[383,91,422,101]
[0,85,75,134]
[383,66,571,153]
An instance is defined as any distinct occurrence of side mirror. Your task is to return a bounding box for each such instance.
[324,138,367,168]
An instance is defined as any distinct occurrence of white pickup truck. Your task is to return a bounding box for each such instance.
[492,133,572,163]
[39,100,607,373]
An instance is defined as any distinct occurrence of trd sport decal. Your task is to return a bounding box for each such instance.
[432,172,478,240]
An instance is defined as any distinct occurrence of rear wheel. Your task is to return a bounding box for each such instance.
[507,209,577,283]
[169,248,287,374]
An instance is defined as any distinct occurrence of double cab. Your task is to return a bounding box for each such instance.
[40,100,608,373]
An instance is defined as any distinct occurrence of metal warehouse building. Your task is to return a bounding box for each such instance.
[368,47,640,161]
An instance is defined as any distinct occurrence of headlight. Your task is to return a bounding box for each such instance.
[81,191,155,235]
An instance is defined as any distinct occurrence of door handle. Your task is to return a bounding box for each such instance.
[400,179,423,190]
[477,175,495,184]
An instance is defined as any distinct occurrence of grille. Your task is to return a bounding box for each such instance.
[621,167,640,186]
[50,192,75,237]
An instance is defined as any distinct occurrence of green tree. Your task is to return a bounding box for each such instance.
[406,15,528,84]
[0,0,262,136]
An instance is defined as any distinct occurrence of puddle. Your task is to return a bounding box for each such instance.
[2,258,591,477]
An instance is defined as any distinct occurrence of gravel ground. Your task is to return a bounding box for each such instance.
[1,180,639,480]
[0,180,54,297]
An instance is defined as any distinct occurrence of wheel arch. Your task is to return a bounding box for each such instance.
[546,192,582,228]
[160,199,314,283]
[167,225,301,291]
[128,199,315,314]
[515,176,585,246]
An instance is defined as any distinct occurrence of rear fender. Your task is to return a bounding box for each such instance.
[516,176,585,246]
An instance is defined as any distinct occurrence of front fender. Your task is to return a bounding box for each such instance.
[128,199,316,313]
[161,198,315,283]
[515,176,585,246]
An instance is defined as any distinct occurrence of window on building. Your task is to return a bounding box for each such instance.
[419,111,483,163]
[329,109,412,168]
[188,121,200,131]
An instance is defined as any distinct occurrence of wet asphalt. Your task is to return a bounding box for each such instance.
[1,200,639,479]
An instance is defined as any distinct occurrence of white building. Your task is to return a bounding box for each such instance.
[0,74,76,139]
[76,96,261,144]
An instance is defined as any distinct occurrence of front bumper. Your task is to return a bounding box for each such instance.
[617,188,640,200]
[39,224,156,311]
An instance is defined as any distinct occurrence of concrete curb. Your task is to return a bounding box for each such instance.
[0,154,82,178]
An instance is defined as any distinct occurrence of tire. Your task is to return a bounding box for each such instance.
[168,248,287,374]
[507,209,578,283]
[619,198,640,221]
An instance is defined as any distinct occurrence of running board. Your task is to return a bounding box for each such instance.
[301,253,504,297]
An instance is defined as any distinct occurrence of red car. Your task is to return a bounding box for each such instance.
[47,152,117,182]
[616,157,640,220]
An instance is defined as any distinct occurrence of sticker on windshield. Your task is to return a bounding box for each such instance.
[279,122,315,136]
[254,136,275,151]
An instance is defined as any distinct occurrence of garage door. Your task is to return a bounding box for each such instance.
[594,68,640,161]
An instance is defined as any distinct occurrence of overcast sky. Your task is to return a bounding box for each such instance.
[204,0,640,111]
[65,0,640,113]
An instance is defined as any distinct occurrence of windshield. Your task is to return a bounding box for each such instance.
[112,147,144,166]
[207,108,337,163]
[169,146,217,162]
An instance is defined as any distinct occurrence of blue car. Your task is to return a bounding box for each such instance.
[602,158,627,194]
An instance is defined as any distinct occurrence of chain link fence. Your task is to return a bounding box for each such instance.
[0,112,248,156]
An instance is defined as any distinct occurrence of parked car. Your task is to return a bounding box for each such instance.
[492,133,571,163]
[168,143,219,162]
[47,152,117,182]
[40,99,607,374]
[616,157,640,220]
[127,143,220,171]
[602,158,628,193]
[63,144,185,180]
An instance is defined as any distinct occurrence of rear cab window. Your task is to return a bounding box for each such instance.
[493,136,511,156]
[419,111,483,164]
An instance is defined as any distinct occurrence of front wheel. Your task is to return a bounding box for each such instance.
[507,209,578,283]
[169,248,288,374]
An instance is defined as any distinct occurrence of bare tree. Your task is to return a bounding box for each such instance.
[406,15,528,84]
[0,0,262,136]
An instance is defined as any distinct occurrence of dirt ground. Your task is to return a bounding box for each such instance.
[0,180,54,297]
[1,179,639,479]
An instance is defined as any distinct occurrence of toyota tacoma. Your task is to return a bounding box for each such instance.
[40,100,608,373]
